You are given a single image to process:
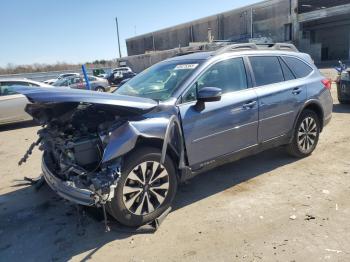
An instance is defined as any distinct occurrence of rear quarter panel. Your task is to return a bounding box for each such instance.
[306,70,333,125]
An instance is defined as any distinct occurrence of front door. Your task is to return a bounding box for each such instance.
[178,57,259,168]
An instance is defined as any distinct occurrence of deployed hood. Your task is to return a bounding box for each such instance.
[13,86,158,114]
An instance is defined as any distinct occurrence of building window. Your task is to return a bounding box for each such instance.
[298,0,350,14]
[284,23,292,41]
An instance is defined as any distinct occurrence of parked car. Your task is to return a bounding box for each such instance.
[112,66,133,73]
[107,71,136,86]
[97,73,108,78]
[53,75,110,92]
[0,78,52,125]
[335,60,350,104]
[44,73,80,85]
[15,43,332,227]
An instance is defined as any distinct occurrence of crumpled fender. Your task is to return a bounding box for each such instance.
[102,116,184,166]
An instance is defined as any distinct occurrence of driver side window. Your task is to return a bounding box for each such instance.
[182,57,248,103]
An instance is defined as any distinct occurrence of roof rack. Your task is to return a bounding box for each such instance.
[213,42,298,56]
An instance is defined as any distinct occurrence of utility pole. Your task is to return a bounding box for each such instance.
[250,8,253,39]
[115,17,122,58]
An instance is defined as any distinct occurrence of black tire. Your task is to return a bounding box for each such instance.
[96,86,105,92]
[286,109,320,158]
[337,84,350,104]
[107,147,178,227]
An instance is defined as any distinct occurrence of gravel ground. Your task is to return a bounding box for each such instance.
[0,80,349,261]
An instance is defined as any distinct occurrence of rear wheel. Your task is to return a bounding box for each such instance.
[286,110,320,158]
[107,147,178,227]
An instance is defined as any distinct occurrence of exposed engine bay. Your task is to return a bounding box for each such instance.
[23,102,131,205]
[15,86,185,229]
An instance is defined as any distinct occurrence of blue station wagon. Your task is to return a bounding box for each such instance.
[16,43,333,227]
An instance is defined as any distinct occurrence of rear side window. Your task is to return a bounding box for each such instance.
[282,56,313,78]
[249,56,284,86]
[279,58,295,81]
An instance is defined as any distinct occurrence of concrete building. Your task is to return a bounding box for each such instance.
[122,0,350,71]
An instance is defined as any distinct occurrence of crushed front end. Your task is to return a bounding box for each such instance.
[27,102,125,207]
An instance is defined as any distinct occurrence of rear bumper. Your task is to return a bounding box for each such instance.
[323,114,332,128]
[42,154,95,206]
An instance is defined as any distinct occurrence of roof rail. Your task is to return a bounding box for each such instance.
[214,43,258,55]
[270,43,299,52]
[213,42,298,56]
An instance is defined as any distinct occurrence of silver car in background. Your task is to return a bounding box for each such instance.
[53,75,110,92]
[0,78,52,125]
[43,73,80,85]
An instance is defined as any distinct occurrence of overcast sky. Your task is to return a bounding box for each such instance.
[0,0,261,66]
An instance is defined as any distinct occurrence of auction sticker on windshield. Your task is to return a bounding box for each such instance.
[174,64,199,70]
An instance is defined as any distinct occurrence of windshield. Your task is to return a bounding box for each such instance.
[53,78,68,86]
[114,60,201,101]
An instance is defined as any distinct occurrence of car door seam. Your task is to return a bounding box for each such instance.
[192,121,259,144]
[259,110,294,122]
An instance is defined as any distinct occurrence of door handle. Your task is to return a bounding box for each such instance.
[292,87,302,95]
[242,101,257,109]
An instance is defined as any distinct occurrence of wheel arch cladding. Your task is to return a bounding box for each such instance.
[102,116,185,168]
[293,101,324,134]
[303,102,324,131]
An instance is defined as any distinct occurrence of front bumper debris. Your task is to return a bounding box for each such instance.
[42,155,95,206]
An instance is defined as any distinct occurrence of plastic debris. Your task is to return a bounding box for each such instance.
[325,248,342,254]
[322,189,330,195]
[289,215,297,220]
[305,214,316,221]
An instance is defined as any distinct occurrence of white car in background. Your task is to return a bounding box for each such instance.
[0,78,52,125]
[112,67,133,73]
[43,73,80,85]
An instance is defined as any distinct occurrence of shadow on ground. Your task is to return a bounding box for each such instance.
[0,146,297,261]
[0,120,37,132]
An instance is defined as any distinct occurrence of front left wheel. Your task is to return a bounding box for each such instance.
[107,147,178,227]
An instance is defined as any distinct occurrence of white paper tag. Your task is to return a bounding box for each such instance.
[174,64,199,70]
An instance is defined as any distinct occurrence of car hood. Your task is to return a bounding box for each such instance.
[13,86,158,114]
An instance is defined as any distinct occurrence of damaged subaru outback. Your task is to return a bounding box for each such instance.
[16,43,332,227]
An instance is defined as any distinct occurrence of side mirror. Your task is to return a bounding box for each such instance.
[197,87,222,102]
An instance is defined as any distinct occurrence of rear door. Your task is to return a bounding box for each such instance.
[249,56,307,142]
[178,57,259,167]
[0,81,31,124]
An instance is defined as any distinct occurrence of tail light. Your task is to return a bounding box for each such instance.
[322,78,331,89]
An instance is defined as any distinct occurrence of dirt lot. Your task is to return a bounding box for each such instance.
[1,84,350,262]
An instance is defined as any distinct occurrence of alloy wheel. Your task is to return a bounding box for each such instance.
[122,161,170,215]
[297,117,318,154]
